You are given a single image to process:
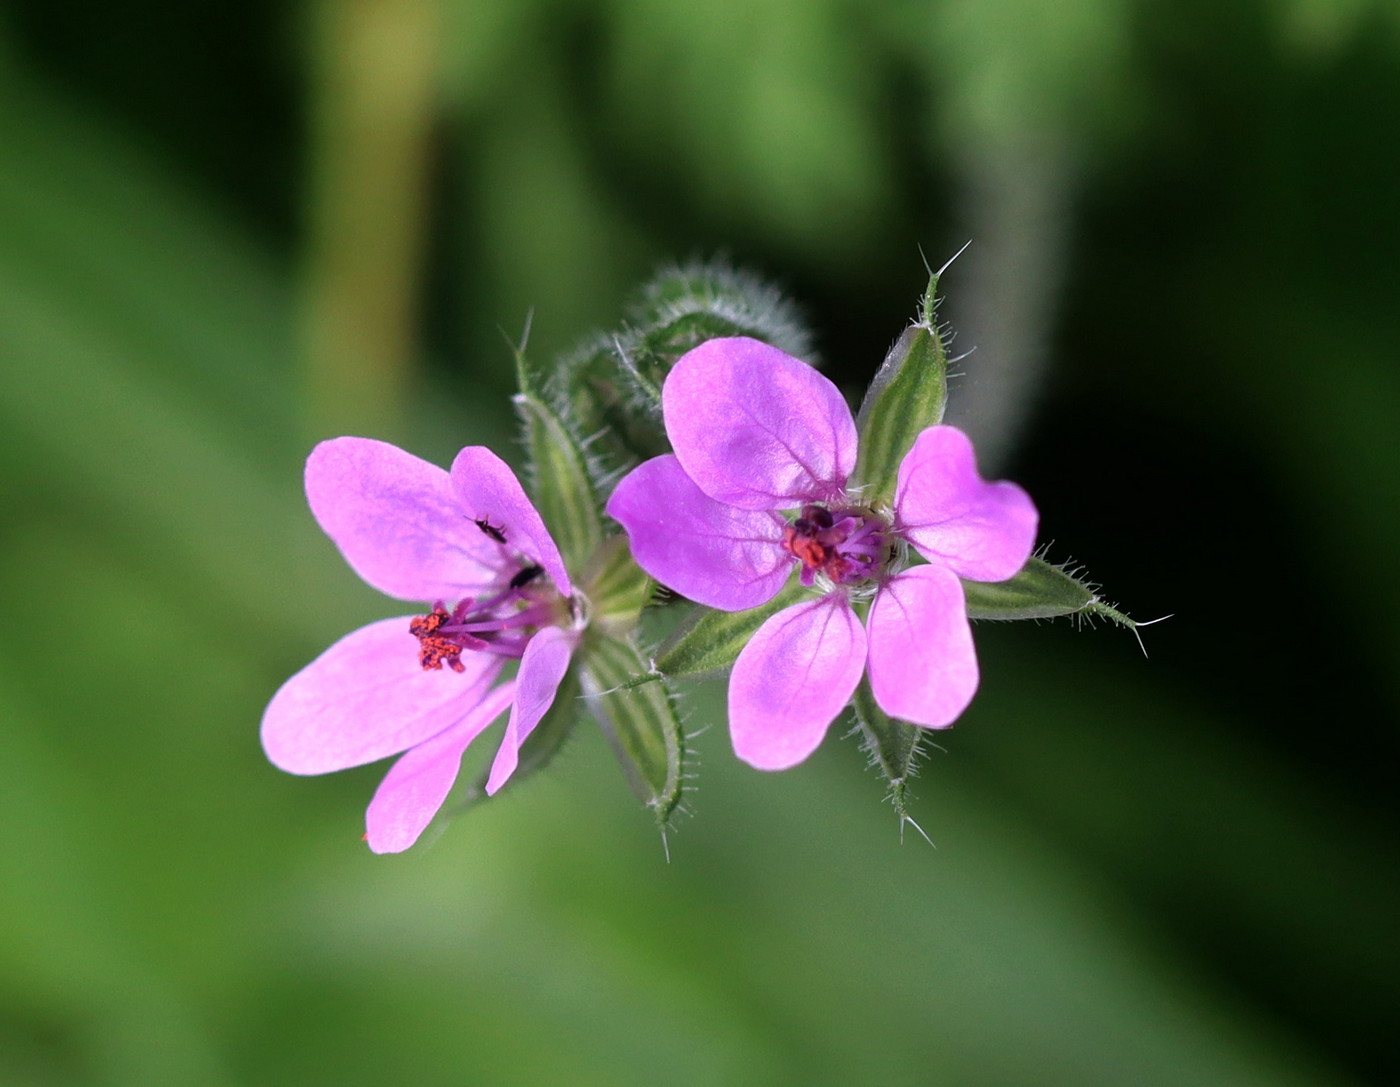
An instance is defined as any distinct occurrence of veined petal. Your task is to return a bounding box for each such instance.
[364,679,516,854]
[485,625,575,795]
[894,426,1038,582]
[306,437,500,602]
[663,337,857,511]
[867,566,977,728]
[261,616,503,774]
[451,446,572,597]
[729,595,866,771]
[606,455,790,611]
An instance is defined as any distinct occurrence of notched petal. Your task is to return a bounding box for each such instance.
[663,337,857,510]
[894,426,1038,582]
[306,437,500,602]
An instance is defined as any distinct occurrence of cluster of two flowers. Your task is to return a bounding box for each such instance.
[262,338,1037,852]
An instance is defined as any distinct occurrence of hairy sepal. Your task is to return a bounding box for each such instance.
[549,261,817,487]
[960,555,1098,620]
[852,678,925,822]
[653,576,807,680]
[583,535,653,635]
[853,272,948,504]
[512,389,603,575]
[962,557,1152,661]
[583,633,684,824]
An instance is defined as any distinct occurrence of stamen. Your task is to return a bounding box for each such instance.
[408,565,563,670]
[780,503,889,587]
[410,604,471,672]
[446,601,555,634]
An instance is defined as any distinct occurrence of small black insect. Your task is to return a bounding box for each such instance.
[508,564,543,590]
[474,517,506,543]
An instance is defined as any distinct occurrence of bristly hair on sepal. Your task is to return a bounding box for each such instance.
[849,678,934,830]
[961,543,1167,657]
[530,258,818,498]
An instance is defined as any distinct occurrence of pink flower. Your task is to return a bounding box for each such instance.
[261,438,579,852]
[606,337,1037,771]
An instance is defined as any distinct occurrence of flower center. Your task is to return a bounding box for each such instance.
[409,564,561,671]
[781,503,889,588]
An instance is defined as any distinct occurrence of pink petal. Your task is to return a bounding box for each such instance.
[606,455,791,610]
[261,616,503,774]
[729,595,866,771]
[364,679,517,853]
[451,446,572,597]
[663,337,857,511]
[866,566,977,728]
[306,437,501,602]
[893,426,1038,582]
[485,625,576,794]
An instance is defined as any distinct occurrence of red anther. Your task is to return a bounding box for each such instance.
[780,504,886,586]
[410,605,467,672]
[782,524,831,571]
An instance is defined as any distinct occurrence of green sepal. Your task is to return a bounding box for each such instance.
[851,677,926,823]
[962,556,1094,619]
[582,633,685,824]
[456,664,582,809]
[628,260,814,361]
[962,555,1146,635]
[512,390,603,574]
[609,260,816,430]
[582,535,653,635]
[545,260,816,488]
[962,554,1101,618]
[853,272,948,504]
[653,574,807,680]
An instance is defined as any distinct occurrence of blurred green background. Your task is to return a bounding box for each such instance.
[2,0,1397,1084]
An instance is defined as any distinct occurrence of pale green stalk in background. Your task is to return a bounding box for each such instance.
[300,0,442,442]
